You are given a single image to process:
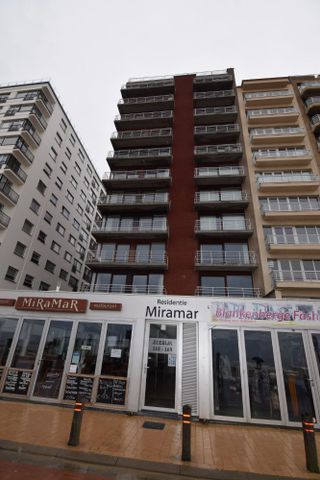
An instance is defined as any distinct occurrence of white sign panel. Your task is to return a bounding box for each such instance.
[110,348,122,358]
[149,338,177,354]
[211,299,320,325]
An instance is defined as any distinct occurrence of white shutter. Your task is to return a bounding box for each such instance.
[182,323,198,416]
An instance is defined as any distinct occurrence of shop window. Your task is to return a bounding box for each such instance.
[0,318,18,366]
[101,324,132,378]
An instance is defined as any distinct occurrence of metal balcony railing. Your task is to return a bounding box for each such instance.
[194,124,240,135]
[273,270,320,282]
[266,234,320,246]
[0,156,27,183]
[13,138,34,164]
[194,73,233,84]
[299,82,320,92]
[245,90,292,100]
[92,222,168,234]
[257,174,319,185]
[111,128,172,140]
[247,107,297,117]
[115,111,173,122]
[80,283,166,294]
[118,94,174,105]
[0,180,19,204]
[195,251,256,266]
[193,89,234,100]
[311,114,320,126]
[194,144,242,155]
[0,120,41,145]
[195,286,260,297]
[261,201,320,213]
[250,127,305,138]
[103,169,170,181]
[195,218,251,232]
[305,97,320,107]
[87,251,168,266]
[195,191,247,203]
[195,166,244,179]
[0,209,10,228]
[108,147,171,159]
[253,148,310,160]
[5,105,47,129]
[98,192,169,206]
[194,106,237,116]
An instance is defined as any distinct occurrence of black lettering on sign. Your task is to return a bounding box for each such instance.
[96,378,126,405]
[63,375,93,402]
[3,369,32,395]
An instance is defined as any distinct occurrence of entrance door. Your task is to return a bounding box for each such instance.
[143,323,178,411]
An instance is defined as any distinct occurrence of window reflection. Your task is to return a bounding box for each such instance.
[71,322,101,375]
[0,318,18,366]
[11,319,44,369]
[101,324,132,377]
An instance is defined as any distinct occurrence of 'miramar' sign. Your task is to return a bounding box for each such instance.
[15,297,88,313]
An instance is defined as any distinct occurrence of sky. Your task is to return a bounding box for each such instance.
[0,0,319,177]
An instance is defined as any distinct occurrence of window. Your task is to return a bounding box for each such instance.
[65,147,71,159]
[86,164,92,177]
[22,219,34,235]
[73,259,82,273]
[73,218,80,230]
[49,147,58,161]
[56,223,65,236]
[5,266,19,283]
[69,234,76,246]
[70,175,78,189]
[60,161,67,174]
[14,241,26,258]
[43,162,52,178]
[55,132,62,146]
[55,177,63,190]
[39,281,50,291]
[45,260,55,274]
[80,190,86,201]
[84,177,89,188]
[38,230,47,243]
[64,251,72,263]
[75,162,81,176]
[31,251,41,265]
[23,274,34,288]
[78,149,85,162]
[76,243,85,256]
[70,134,76,146]
[50,193,58,206]
[37,180,47,196]
[44,211,53,224]
[51,241,61,254]
[86,202,94,215]
[76,204,83,215]
[59,269,68,281]
[80,228,89,242]
[66,190,74,204]
[61,206,70,219]
[68,275,78,291]
[30,198,40,214]
[60,118,67,132]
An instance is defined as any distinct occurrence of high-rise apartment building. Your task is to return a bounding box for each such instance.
[0,82,103,291]
[86,70,320,301]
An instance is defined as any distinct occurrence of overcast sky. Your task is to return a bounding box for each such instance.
[0,0,319,177]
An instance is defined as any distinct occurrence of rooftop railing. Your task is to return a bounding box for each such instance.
[195,286,260,297]
[195,251,256,266]
[194,73,233,84]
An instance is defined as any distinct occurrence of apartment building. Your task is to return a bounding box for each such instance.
[0,82,103,291]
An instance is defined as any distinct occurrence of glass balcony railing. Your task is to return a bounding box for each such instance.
[14,138,34,163]
[305,97,320,107]
[273,270,320,282]
[195,218,252,232]
[118,94,174,106]
[257,174,319,185]
[104,169,170,182]
[115,111,173,122]
[245,90,292,100]
[93,221,168,234]
[195,286,260,297]
[247,107,297,117]
[194,124,240,135]
[87,251,168,266]
[250,127,304,138]
[195,166,244,179]
[194,144,242,156]
[195,251,256,266]
[193,89,234,100]
[194,106,237,116]
[253,148,310,160]
[195,191,248,203]
[0,209,10,228]
[299,82,320,93]
[98,192,169,206]
[111,128,172,140]
[266,234,320,246]
[0,179,19,204]
[81,284,166,294]
[108,147,171,159]
[0,155,27,183]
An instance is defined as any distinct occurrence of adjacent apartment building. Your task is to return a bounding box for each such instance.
[87,70,320,300]
[0,82,103,292]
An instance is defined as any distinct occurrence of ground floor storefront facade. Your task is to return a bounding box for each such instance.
[0,291,320,428]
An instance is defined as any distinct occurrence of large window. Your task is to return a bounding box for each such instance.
[200,275,253,296]
[270,259,320,281]
[101,324,132,378]
[0,318,18,366]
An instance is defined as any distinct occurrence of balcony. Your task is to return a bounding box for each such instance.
[107,147,172,168]
[0,178,19,206]
[266,234,320,254]
[193,89,235,108]
[121,78,174,98]
[193,73,234,91]
[81,283,166,294]
[0,155,27,184]
[195,218,253,238]
[253,148,312,168]
[257,174,320,193]
[194,191,248,211]
[118,94,174,114]
[0,209,10,229]
[4,105,48,132]
[261,202,320,221]
[194,124,240,144]
[247,107,299,126]
[16,90,54,117]
[92,222,168,240]
[299,81,320,98]
[194,144,242,165]
[311,114,320,133]
[305,97,320,114]
[114,111,173,130]
[272,270,320,294]
[98,192,169,213]
[194,106,237,125]
[195,251,257,271]
[195,286,260,297]
[0,121,41,149]
[86,251,168,270]
[194,166,245,186]
[111,128,172,149]
[244,90,293,107]
[11,138,34,166]
[103,169,171,189]
[250,127,305,146]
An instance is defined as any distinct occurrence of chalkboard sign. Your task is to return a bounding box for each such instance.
[96,378,127,405]
[63,375,93,402]
[33,371,62,399]
[3,369,32,395]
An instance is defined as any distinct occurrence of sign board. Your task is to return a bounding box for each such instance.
[0,299,15,307]
[149,338,177,354]
[63,375,93,401]
[3,369,32,395]
[33,371,62,398]
[89,302,122,311]
[96,378,127,405]
[15,297,87,313]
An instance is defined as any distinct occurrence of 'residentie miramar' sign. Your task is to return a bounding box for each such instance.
[15,297,88,313]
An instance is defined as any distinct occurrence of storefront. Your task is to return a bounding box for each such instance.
[0,292,320,428]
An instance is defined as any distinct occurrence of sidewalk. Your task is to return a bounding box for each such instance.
[0,399,319,479]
